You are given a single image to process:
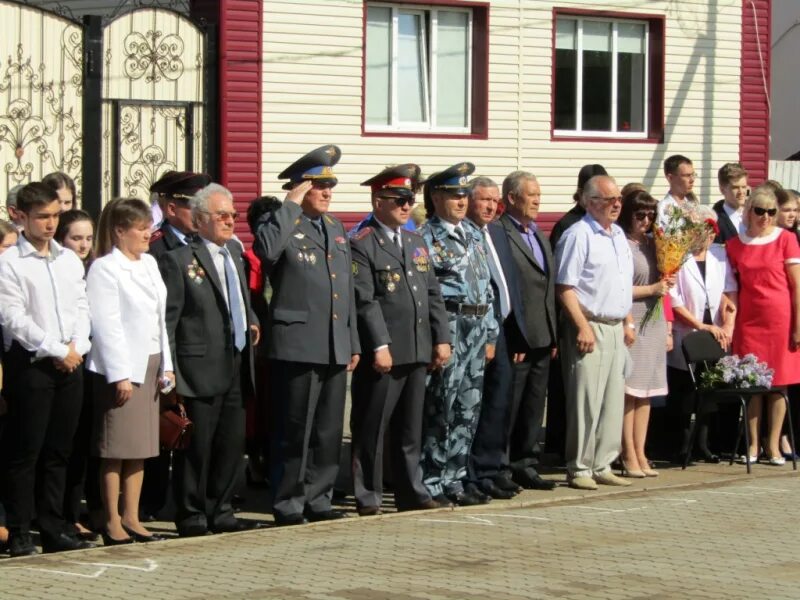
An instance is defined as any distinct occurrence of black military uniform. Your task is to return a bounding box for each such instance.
[349,165,451,514]
[140,170,210,521]
[254,145,360,525]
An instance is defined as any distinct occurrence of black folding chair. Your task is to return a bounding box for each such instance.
[681,330,797,474]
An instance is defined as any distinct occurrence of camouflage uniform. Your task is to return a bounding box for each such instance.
[419,216,499,497]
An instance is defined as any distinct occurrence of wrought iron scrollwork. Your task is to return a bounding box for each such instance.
[124,30,185,83]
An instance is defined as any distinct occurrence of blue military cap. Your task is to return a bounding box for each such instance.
[423,162,475,196]
[361,163,421,199]
[278,144,341,190]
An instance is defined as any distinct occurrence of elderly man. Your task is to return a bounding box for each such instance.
[495,171,558,491]
[349,164,451,515]
[555,175,636,490]
[254,145,360,526]
[148,171,211,259]
[419,163,498,507]
[159,183,260,536]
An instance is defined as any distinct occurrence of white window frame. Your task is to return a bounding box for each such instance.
[554,15,650,140]
[366,2,473,134]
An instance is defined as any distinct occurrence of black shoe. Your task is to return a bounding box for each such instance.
[101,530,134,546]
[357,505,382,516]
[211,519,264,534]
[464,483,493,504]
[478,479,516,500]
[514,471,557,491]
[446,490,483,507]
[139,510,159,523]
[176,524,210,538]
[273,513,308,527]
[431,494,454,508]
[42,532,96,553]
[306,509,348,522]
[9,533,38,557]
[493,474,523,493]
[698,449,721,464]
[121,525,165,542]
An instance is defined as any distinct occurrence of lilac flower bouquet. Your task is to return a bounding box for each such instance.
[699,354,774,390]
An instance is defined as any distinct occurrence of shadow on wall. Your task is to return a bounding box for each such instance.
[641,0,721,198]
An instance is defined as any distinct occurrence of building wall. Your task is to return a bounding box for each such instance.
[770,0,799,160]
[261,0,748,220]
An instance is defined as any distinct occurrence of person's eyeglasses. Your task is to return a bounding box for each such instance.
[202,210,238,221]
[380,196,415,208]
[633,211,656,221]
[589,195,623,204]
[751,206,777,217]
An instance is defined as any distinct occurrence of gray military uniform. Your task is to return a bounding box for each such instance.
[350,217,450,511]
[254,200,360,520]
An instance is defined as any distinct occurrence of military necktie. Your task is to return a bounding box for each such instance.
[454,226,466,247]
[393,231,401,251]
[219,247,247,351]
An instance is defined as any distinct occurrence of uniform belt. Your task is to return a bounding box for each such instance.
[444,301,490,316]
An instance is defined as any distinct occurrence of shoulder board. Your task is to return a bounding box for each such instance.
[149,229,164,244]
[405,229,422,238]
[323,214,335,225]
[352,226,373,241]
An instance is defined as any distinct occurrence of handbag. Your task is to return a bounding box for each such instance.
[159,403,193,450]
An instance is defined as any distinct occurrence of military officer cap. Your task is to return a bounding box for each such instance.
[150,171,212,200]
[361,163,421,199]
[278,144,341,190]
[423,162,475,196]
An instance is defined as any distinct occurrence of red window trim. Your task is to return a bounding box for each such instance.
[550,7,665,144]
[360,0,489,140]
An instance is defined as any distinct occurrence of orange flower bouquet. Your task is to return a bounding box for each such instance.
[640,204,707,331]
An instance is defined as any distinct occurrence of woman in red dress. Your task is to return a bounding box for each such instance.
[726,186,800,465]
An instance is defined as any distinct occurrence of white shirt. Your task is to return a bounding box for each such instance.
[203,238,247,322]
[85,248,173,384]
[722,202,745,235]
[374,217,402,249]
[555,214,634,321]
[0,235,90,359]
[657,192,698,228]
[478,224,511,320]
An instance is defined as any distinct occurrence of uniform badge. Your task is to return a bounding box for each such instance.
[352,261,358,275]
[412,247,429,272]
[294,233,305,239]
[297,251,305,262]
[305,252,317,265]
[335,235,346,244]
[187,258,206,284]
[378,270,400,293]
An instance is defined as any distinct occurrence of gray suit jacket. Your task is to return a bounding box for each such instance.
[159,238,257,397]
[350,217,450,365]
[498,213,557,350]
[254,201,360,365]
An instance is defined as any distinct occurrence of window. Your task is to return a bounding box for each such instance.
[363,2,487,136]
[553,11,664,140]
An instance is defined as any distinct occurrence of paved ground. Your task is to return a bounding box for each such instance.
[2,463,799,600]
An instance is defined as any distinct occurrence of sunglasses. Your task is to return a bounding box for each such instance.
[751,206,777,217]
[634,211,656,221]
[380,196,415,208]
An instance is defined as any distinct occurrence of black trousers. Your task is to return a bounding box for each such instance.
[140,451,171,517]
[173,353,244,532]
[270,361,346,519]
[351,361,429,510]
[506,346,551,477]
[468,325,514,482]
[3,345,82,539]
[543,355,567,459]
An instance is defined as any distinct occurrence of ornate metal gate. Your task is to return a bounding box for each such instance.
[101,7,205,202]
[0,1,83,215]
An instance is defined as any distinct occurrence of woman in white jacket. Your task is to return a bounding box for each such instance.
[667,210,737,462]
[86,198,174,545]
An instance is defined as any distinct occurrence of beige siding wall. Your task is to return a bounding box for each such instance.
[261,0,742,213]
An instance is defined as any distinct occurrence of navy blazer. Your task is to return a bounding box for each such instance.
[486,220,529,347]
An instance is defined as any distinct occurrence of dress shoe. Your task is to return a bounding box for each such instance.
[76,529,100,542]
[416,498,445,510]
[101,531,134,546]
[9,533,39,557]
[211,519,264,534]
[493,474,523,494]
[446,490,483,507]
[463,483,492,504]
[477,479,515,500]
[176,524,210,538]
[593,471,632,486]
[357,506,382,516]
[568,476,598,490]
[514,471,557,491]
[42,532,96,553]
[306,509,348,522]
[698,449,721,464]
[620,461,646,478]
[122,525,165,542]
[431,494,453,508]
[640,465,659,477]
[139,511,159,523]
[767,456,786,466]
[273,513,308,527]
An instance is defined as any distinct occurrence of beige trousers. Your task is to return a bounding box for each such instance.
[561,320,626,478]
